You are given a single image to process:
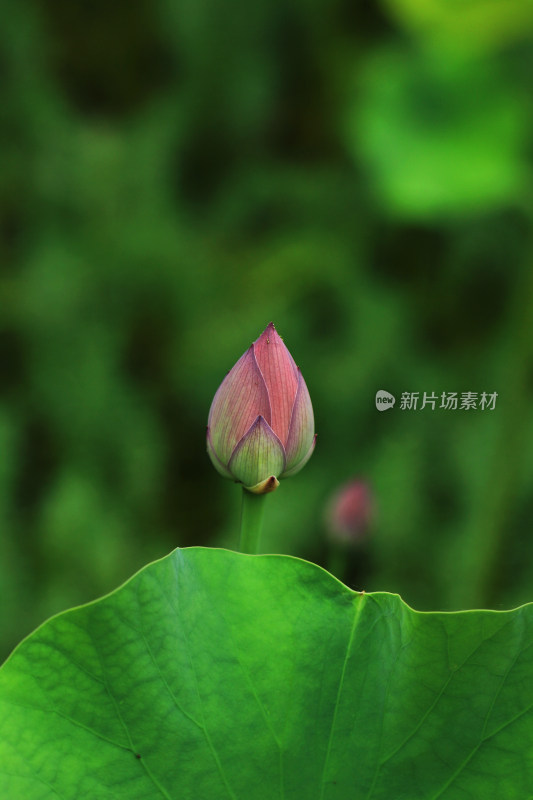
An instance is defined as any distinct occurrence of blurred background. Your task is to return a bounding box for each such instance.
[2,0,533,660]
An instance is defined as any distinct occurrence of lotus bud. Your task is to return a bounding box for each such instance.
[326,479,373,544]
[207,323,316,494]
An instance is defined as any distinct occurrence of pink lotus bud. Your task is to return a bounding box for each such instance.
[207,323,316,493]
[326,479,373,544]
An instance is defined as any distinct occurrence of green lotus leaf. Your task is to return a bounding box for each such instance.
[0,547,532,798]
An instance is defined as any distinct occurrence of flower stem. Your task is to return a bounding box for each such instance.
[239,489,267,554]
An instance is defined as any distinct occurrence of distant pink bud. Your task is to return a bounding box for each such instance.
[326,480,373,544]
[207,323,316,492]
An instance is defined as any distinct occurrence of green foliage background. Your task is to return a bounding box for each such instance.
[2,0,533,660]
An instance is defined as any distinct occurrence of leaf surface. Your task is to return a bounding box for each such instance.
[1,548,532,799]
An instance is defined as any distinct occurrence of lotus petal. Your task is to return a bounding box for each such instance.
[283,369,315,473]
[253,323,298,446]
[206,427,233,479]
[281,434,316,478]
[228,415,286,488]
[208,346,271,465]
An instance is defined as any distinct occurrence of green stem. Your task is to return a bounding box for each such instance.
[239,489,267,554]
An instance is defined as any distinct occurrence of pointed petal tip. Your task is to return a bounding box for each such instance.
[255,321,280,344]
